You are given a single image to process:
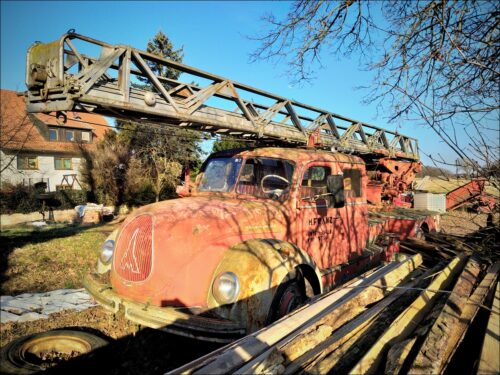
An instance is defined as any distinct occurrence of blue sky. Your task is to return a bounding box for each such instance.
[1,1,456,165]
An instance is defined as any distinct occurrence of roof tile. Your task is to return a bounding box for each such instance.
[1,89,112,155]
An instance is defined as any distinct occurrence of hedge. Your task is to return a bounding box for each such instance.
[0,188,90,215]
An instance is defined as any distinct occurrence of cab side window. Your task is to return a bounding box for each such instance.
[343,169,362,198]
[301,166,331,200]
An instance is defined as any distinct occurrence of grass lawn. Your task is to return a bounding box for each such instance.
[0,221,119,296]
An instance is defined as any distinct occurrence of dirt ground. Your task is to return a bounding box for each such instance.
[0,210,497,374]
[439,209,499,236]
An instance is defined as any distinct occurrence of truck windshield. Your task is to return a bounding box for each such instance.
[198,157,242,192]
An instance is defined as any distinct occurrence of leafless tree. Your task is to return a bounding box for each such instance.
[137,140,182,203]
[0,94,36,176]
[252,0,499,188]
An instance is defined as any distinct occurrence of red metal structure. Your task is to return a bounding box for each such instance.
[446,178,498,212]
[25,33,440,342]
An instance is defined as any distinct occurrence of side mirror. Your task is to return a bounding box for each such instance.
[327,175,345,208]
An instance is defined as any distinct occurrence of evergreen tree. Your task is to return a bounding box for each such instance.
[212,135,256,153]
[82,31,202,207]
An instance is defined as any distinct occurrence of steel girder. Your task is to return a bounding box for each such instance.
[25,33,419,161]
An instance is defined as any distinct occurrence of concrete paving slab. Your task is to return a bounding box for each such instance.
[1,310,20,323]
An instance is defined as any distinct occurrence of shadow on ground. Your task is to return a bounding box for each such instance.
[41,326,222,375]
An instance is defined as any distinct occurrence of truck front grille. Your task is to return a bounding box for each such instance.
[114,215,153,282]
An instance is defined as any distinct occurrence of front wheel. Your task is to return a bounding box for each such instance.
[266,277,306,324]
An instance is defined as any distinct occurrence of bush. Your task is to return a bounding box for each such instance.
[0,186,41,214]
[0,185,91,215]
[55,189,89,208]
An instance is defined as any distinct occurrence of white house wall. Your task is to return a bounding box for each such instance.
[0,150,83,191]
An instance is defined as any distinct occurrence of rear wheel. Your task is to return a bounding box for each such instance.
[415,223,430,240]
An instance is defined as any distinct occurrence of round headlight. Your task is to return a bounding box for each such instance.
[99,239,115,264]
[212,272,240,304]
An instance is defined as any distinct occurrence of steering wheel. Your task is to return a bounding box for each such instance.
[261,174,290,197]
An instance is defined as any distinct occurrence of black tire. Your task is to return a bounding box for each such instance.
[415,223,430,240]
[0,329,108,374]
[266,276,306,324]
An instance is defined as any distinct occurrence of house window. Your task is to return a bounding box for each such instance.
[65,130,74,141]
[54,157,72,170]
[81,131,91,142]
[49,128,58,141]
[17,155,38,170]
[343,169,362,198]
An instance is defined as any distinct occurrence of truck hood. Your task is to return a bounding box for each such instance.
[110,195,291,307]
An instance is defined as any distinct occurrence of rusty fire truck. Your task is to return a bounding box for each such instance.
[25,33,440,342]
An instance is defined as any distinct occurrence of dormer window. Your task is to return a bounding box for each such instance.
[81,131,90,142]
[49,128,58,141]
[66,130,74,141]
[48,127,92,143]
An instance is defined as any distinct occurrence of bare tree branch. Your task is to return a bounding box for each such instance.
[252,0,499,186]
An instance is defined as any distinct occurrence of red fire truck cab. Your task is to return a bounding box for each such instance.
[85,147,439,342]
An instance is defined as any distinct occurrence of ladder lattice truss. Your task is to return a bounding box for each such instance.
[25,33,419,161]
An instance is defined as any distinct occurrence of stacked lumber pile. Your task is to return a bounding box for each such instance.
[171,240,500,375]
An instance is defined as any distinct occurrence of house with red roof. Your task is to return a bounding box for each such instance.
[0,89,112,191]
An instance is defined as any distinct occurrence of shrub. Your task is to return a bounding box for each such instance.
[0,185,91,215]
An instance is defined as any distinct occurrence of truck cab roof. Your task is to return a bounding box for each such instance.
[209,147,365,166]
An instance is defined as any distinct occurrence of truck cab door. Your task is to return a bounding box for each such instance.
[297,164,348,269]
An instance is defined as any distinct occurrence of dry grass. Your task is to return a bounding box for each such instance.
[440,210,498,236]
[0,222,118,295]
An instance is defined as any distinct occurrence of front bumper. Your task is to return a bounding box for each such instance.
[83,273,245,343]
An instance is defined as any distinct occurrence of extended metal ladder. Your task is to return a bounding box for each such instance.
[25,33,419,161]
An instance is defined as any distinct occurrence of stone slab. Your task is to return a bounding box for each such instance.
[1,310,20,323]
[1,306,28,315]
[4,300,43,312]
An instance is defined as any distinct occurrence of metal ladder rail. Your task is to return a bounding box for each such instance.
[25,33,419,160]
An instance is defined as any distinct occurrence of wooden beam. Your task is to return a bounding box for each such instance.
[286,268,433,374]
[349,254,468,375]
[302,264,444,374]
[172,266,383,375]
[478,281,500,375]
[440,261,500,373]
[408,258,482,374]
[173,255,422,375]
[232,255,423,374]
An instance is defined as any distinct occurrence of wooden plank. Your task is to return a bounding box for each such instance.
[441,262,500,373]
[283,268,432,374]
[303,265,442,375]
[385,337,418,375]
[235,257,423,374]
[478,281,500,375]
[408,258,482,374]
[349,254,468,375]
[172,255,422,375]
[172,266,383,375]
